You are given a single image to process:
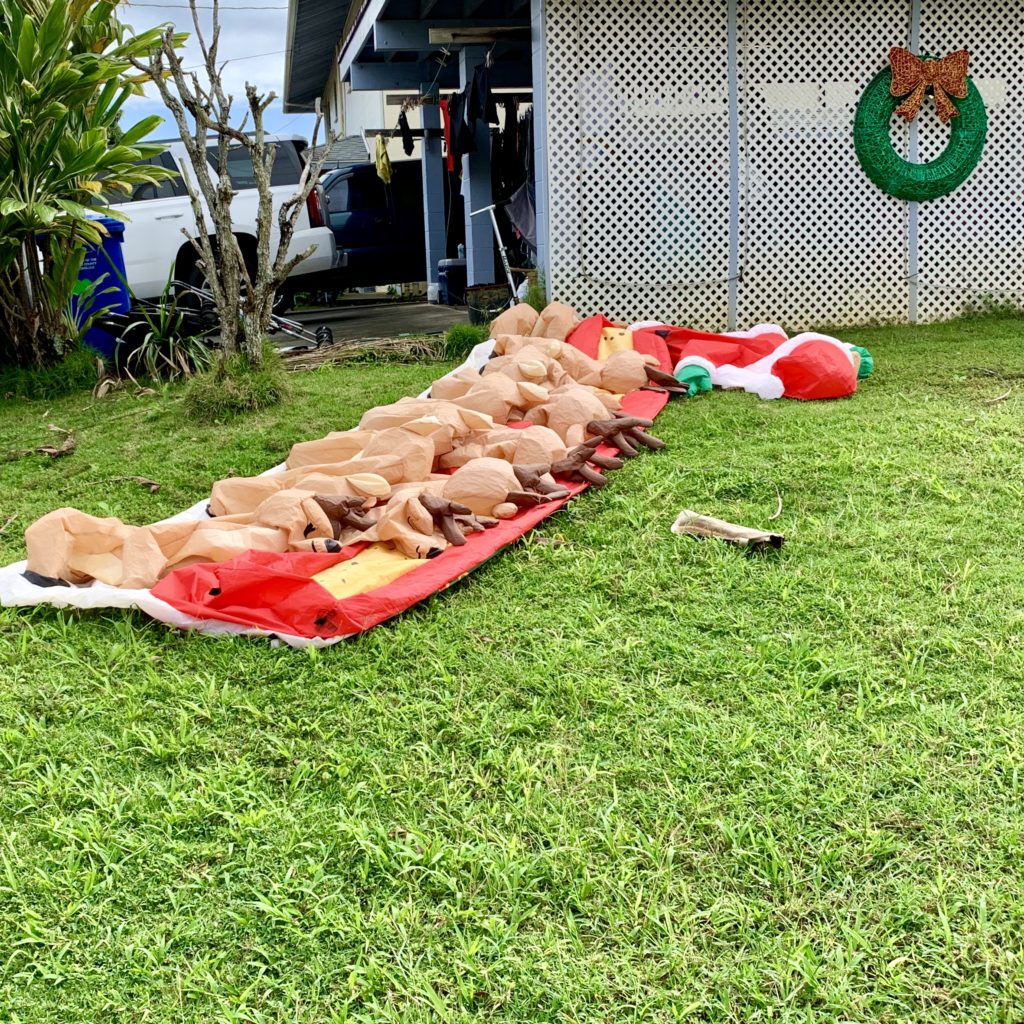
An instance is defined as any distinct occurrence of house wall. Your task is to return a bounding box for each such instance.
[541,0,1023,328]
[320,78,426,165]
[322,60,346,137]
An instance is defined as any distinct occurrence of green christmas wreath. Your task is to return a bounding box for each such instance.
[854,48,987,202]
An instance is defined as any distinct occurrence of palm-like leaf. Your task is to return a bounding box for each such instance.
[0,0,184,367]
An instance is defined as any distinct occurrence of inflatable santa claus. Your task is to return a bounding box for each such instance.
[631,323,874,402]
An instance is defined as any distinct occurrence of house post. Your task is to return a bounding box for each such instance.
[907,0,922,322]
[727,0,740,329]
[459,45,496,287]
[530,0,550,300]
[420,99,447,303]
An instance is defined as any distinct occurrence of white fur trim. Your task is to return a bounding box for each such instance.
[789,332,859,367]
[673,355,717,375]
[715,365,786,400]
[724,323,789,342]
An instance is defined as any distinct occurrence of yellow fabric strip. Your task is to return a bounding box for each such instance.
[313,543,427,599]
[597,327,634,359]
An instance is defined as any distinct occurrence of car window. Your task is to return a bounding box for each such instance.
[106,152,187,203]
[356,175,388,211]
[394,168,423,211]
[135,152,187,201]
[327,179,349,212]
[206,142,303,188]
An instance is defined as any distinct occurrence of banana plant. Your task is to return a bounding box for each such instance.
[0,0,183,367]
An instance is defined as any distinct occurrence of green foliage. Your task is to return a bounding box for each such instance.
[0,0,180,369]
[441,322,491,361]
[523,270,547,312]
[121,272,213,382]
[183,344,288,421]
[6,319,1024,1020]
[50,248,121,344]
[126,325,213,384]
[0,344,97,399]
[961,293,1024,320]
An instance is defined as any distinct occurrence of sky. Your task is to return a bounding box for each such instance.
[118,0,320,142]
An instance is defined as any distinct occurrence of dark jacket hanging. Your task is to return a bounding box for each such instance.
[397,111,414,157]
[468,63,499,126]
[446,87,476,162]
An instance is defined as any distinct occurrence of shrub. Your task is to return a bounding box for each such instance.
[441,323,491,361]
[960,294,1024,320]
[184,345,288,422]
[119,274,215,382]
[524,271,547,313]
[0,346,98,400]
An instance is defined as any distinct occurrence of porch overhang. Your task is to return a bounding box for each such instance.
[282,0,354,113]
[284,0,533,110]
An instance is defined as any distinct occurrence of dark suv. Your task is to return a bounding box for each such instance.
[321,161,426,287]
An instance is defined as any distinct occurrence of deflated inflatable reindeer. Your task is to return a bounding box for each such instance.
[23,301,667,587]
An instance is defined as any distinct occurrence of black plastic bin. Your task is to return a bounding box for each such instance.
[437,258,467,305]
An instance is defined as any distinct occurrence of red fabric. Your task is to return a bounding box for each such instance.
[661,325,786,368]
[564,316,674,373]
[564,315,615,359]
[152,549,358,636]
[630,329,674,372]
[439,100,454,172]
[772,340,858,401]
[153,388,669,639]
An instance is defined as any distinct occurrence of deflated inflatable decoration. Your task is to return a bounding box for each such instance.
[0,304,873,644]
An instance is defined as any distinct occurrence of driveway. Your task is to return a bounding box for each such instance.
[280,302,468,347]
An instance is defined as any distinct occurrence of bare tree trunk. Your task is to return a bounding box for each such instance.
[19,242,44,367]
[130,0,334,375]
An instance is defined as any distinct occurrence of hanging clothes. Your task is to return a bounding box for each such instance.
[505,181,537,252]
[374,134,392,184]
[468,63,499,126]
[439,99,454,172]
[520,107,534,181]
[447,84,476,160]
[497,97,521,196]
[397,111,414,157]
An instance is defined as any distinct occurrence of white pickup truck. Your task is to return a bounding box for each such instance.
[108,134,335,310]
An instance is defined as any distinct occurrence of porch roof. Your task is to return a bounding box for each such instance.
[283,0,532,112]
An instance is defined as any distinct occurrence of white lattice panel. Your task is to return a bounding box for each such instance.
[544,0,732,325]
[736,0,912,329]
[542,0,1021,327]
[916,0,1024,319]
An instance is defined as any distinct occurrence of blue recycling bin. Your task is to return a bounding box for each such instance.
[74,216,131,360]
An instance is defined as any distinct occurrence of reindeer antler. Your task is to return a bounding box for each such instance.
[313,495,375,537]
[550,444,625,487]
[585,417,666,457]
[419,494,499,546]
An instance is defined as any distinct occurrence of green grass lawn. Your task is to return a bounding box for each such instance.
[3,318,1024,1022]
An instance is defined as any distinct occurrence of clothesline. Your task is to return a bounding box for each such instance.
[362,128,444,139]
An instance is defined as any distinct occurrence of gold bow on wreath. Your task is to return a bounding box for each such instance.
[889,47,971,125]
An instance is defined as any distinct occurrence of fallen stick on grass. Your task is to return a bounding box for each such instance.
[117,476,161,493]
[6,425,76,461]
[672,510,784,550]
